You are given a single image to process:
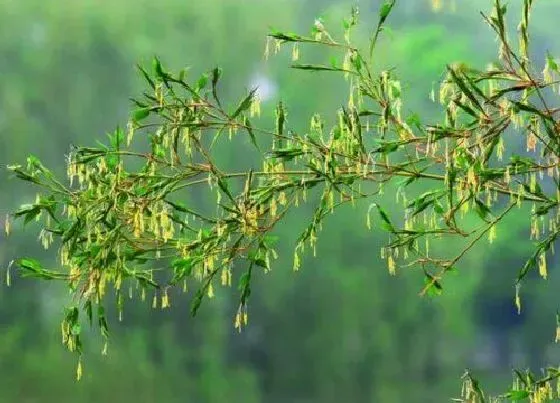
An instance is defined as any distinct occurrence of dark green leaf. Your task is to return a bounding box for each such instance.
[133,108,150,122]
[505,390,530,400]
[231,88,258,119]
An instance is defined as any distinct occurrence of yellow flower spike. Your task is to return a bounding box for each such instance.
[5,260,12,287]
[277,191,287,206]
[234,310,242,332]
[61,322,67,344]
[161,289,171,308]
[517,185,524,208]
[293,245,301,272]
[269,197,277,218]
[250,95,261,118]
[504,166,511,184]
[539,252,548,279]
[221,268,229,287]
[530,173,537,193]
[264,37,270,61]
[102,341,108,356]
[207,282,215,298]
[152,293,157,309]
[430,84,435,102]
[515,284,522,314]
[328,191,334,212]
[4,214,10,237]
[76,358,83,381]
[527,132,538,152]
[68,337,75,352]
[342,51,351,80]
[291,43,299,62]
[387,255,396,276]
[488,225,497,244]
[496,137,504,160]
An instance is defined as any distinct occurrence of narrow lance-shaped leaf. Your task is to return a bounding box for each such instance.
[231,88,258,119]
[136,63,155,90]
[211,67,223,108]
[447,66,486,115]
[291,63,356,74]
[267,30,303,42]
[370,0,396,59]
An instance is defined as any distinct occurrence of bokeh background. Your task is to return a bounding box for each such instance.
[1,0,560,401]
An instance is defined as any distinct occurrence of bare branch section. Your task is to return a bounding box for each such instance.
[4,0,560,397]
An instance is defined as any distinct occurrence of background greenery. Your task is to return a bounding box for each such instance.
[1,0,560,401]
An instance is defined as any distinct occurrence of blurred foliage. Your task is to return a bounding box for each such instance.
[2,0,560,402]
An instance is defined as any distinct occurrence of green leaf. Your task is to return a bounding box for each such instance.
[98,306,109,338]
[423,271,443,297]
[216,176,236,204]
[534,202,557,216]
[510,100,551,120]
[136,64,155,90]
[14,204,41,225]
[152,56,166,79]
[505,390,530,400]
[196,73,209,91]
[371,203,395,232]
[231,88,258,119]
[252,258,268,269]
[379,1,395,23]
[373,141,399,154]
[263,234,280,247]
[71,323,81,336]
[474,199,492,221]
[547,52,558,72]
[17,258,44,272]
[211,67,223,106]
[276,102,286,137]
[407,191,445,217]
[245,118,259,150]
[447,66,485,114]
[267,30,302,42]
[190,295,203,317]
[84,300,93,325]
[267,147,305,161]
[171,257,195,284]
[291,63,354,74]
[239,263,253,305]
[133,107,150,122]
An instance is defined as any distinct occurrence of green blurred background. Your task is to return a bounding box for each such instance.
[1,0,560,401]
